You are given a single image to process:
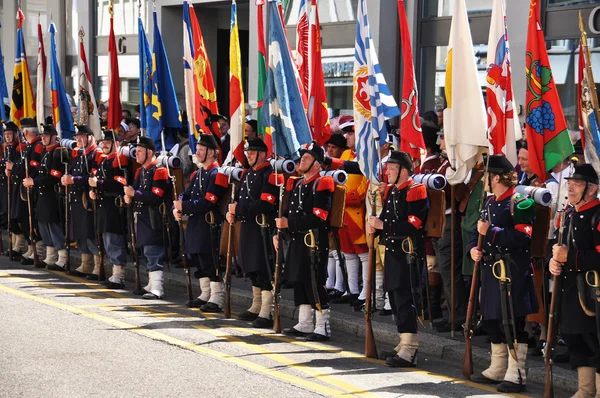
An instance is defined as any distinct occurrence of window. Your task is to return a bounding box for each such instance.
[286,0,359,25]
[422,0,492,18]
[96,0,148,36]
[547,0,599,7]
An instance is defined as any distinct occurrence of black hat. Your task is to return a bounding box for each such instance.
[325,133,347,149]
[132,136,156,152]
[245,119,258,133]
[245,137,268,152]
[3,121,18,132]
[41,124,57,135]
[126,117,141,129]
[566,163,599,185]
[422,124,440,151]
[20,118,37,128]
[299,141,325,164]
[485,154,515,174]
[387,150,413,172]
[75,125,94,136]
[99,129,117,141]
[197,133,218,150]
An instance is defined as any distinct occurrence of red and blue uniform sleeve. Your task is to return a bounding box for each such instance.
[181,170,229,216]
[235,169,282,219]
[34,148,62,187]
[380,184,429,237]
[483,201,532,250]
[27,142,43,178]
[288,176,334,232]
[134,166,171,205]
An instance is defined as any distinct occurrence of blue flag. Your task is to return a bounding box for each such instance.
[49,22,75,139]
[353,0,400,183]
[262,0,312,160]
[0,23,8,121]
[138,17,152,130]
[147,11,181,152]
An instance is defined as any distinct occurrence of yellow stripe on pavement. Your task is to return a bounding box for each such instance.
[0,281,351,397]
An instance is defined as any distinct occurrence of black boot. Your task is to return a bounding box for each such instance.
[252,316,273,329]
[425,284,443,320]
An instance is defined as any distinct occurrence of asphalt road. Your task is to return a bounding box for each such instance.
[0,260,570,398]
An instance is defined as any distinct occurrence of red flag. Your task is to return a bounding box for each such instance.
[525,0,573,182]
[295,0,309,97]
[107,12,122,130]
[189,5,220,138]
[397,0,424,168]
[307,0,330,147]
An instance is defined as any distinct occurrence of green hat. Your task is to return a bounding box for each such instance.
[513,195,536,224]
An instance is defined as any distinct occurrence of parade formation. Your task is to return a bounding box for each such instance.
[1,0,600,396]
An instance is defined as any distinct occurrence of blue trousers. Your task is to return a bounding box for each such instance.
[143,245,164,272]
[38,222,65,250]
[102,233,128,266]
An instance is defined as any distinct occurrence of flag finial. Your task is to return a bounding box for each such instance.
[109,0,114,17]
[79,26,85,42]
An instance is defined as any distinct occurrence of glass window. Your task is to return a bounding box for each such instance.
[547,0,599,7]
[422,0,492,18]
[96,0,148,36]
[287,0,358,25]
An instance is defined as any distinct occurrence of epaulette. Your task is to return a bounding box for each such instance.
[215,172,229,188]
[34,142,44,154]
[153,167,169,181]
[71,149,79,158]
[94,150,106,164]
[316,176,334,193]
[268,172,284,187]
[406,183,427,202]
[112,154,129,168]
[286,176,302,192]
[134,168,141,180]
[190,170,198,182]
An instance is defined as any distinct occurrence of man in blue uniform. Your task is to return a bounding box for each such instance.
[174,134,229,311]
[23,124,67,269]
[61,125,105,279]
[368,151,429,368]
[89,130,131,289]
[124,136,171,299]
[228,138,281,328]
[275,142,334,341]
[469,154,537,393]
[550,163,600,397]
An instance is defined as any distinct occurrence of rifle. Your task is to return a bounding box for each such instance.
[23,139,40,267]
[128,198,142,294]
[91,192,105,281]
[463,155,490,379]
[170,171,193,307]
[364,190,378,359]
[6,144,12,260]
[544,157,575,398]
[273,182,284,333]
[61,149,71,273]
[224,181,237,319]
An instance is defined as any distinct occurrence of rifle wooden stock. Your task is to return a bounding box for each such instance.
[463,234,483,379]
[64,184,71,273]
[224,183,236,319]
[24,162,39,266]
[364,192,378,359]
[171,176,193,307]
[92,196,105,281]
[128,203,141,293]
[7,173,12,261]
[544,275,561,398]
[273,184,285,333]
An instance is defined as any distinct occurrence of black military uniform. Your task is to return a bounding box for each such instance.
[33,124,67,270]
[0,122,20,257]
[11,118,43,265]
[468,154,537,393]
[94,130,131,289]
[234,138,281,328]
[555,164,600,395]
[68,125,104,278]
[178,134,228,311]
[375,151,429,368]
[281,142,334,341]
[130,136,171,299]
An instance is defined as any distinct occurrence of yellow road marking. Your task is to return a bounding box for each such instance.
[0,281,351,397]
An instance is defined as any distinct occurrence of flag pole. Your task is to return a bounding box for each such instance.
[580,12,600,129]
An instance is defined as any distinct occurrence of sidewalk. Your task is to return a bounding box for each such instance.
[122,260,577,394]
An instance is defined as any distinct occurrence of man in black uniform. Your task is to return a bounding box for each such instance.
[275,142,334,341]
[173,134,228,311]
[550,163,600,397]
[89,130,131,289]
[9,118,44,265]
[61,125,104,279]
[468,154,537,393]
[1,122,24,257]
[367,151,429,368]
[228,138,281,327]
[23,124,67,269]
[124,136,171,299]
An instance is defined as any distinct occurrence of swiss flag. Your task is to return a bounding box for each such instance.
[115,176,127,185]
[152,187,164,197]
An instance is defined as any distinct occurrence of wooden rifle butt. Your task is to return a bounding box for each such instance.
[463,234,483,379]
[364,319,378,359]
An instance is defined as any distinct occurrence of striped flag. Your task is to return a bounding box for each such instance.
[307,0,330,147]
[444,0,488,185]
[107,8,122,130]
[0,23,8,121]
[353,0,400,184]
[189,5,220,138]
[183,1,199,147]
[256,0,272,154]
[295,0,309,96]
[78,29,102,140]
[228,0,246,164]
[486,0,521,165]
[138,16,152,131]
[397,0,424,169]
[10,9,36,127]
[148,11,182,152]
[49,22,74,139]
[263,0,312,160]
[525,0,573,182]
[36,17,47,128]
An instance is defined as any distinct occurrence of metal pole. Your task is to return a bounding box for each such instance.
[450,184,455,338]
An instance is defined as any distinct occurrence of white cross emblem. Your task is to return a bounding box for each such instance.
[153,188,160,195]
[208,194,215,201]
[267,195,273,201]
[315,210,321,215]
[525,226,531,234]
[409,216,416,223]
